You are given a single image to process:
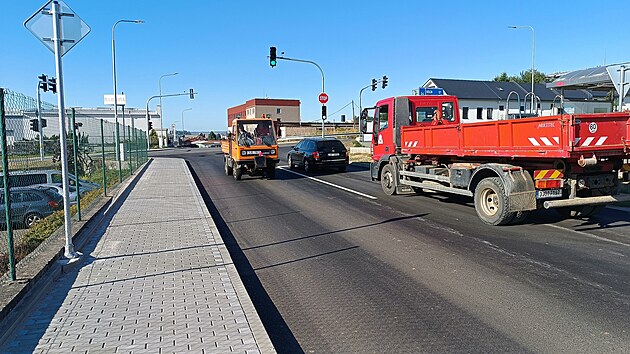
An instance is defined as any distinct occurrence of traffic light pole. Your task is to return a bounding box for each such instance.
[358,78,386,140]
[36,80,44,161]
[275,55,326,138]
[145,91,196,150]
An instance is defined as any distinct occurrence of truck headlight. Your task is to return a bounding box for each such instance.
[270,149,276,155]
[241,150,246,156]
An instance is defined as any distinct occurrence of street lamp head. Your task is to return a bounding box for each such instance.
[134,20,145,23]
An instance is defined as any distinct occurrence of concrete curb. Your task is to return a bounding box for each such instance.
[0,160,152,346]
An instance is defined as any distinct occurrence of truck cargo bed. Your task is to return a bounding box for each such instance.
[400,112,630,159]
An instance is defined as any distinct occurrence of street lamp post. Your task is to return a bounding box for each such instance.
[112,19,143,183]
[181,108,192,132]
[509,25,535,113]
[159,72,178,148]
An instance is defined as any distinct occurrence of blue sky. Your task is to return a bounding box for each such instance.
[1,0,628,132]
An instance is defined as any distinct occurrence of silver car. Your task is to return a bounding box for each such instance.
[32,183,80,204]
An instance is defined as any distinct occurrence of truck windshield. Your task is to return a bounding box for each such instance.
[237,121,276,147]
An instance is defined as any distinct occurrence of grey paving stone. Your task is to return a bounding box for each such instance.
[0,159,274,353]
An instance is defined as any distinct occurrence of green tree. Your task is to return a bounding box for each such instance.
[208,131,217,140]
[493,69,550,83]
[149,130,158,148]
[50,131,94,176]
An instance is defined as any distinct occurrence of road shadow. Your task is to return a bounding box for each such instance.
[524,207,630,231]
[186,161,304,354]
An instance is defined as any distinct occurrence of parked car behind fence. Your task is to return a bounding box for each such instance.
[0,186,64,228]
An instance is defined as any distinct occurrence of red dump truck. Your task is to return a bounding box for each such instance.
[365,94,630,225]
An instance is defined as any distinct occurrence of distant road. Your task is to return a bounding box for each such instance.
[152,147,630,354]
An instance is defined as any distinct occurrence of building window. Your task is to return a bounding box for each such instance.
[520,105,525,112]
[277,108,281,114]
[499,105,505,111]
[486,108,493,120]
[462,107,469,119]
[476,107,483,120]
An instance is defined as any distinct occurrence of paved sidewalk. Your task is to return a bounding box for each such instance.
[0,158,274,353]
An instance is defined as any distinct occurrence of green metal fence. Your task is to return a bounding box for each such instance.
[0,88,148,280]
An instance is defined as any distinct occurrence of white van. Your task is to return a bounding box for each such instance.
[0,170,100,192]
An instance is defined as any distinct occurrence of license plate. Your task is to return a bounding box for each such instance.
[328,153,339,156]
[536,189,562,199]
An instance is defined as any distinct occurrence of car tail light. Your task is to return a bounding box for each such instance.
[313,151,320,160]
[48,200,60,209]
[535,179,563,189]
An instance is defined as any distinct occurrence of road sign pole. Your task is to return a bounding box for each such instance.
[52,1,77,259]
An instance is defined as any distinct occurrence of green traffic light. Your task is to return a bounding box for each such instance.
[270,60,276,67]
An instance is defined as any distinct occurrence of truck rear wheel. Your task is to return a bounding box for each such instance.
[224,157,233,175]
[381,164,397,195]
[474,177,515,225]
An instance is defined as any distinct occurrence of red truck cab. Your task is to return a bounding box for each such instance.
[370,95,460,162]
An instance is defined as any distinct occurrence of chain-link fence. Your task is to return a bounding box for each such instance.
[0,88,148,280]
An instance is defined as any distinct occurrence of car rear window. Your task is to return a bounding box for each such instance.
[317,140,346,150]
[42,189,61,200]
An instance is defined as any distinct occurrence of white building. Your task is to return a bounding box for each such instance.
[422,78,611,122]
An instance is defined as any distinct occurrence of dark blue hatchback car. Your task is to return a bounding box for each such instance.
[287,138,349,172]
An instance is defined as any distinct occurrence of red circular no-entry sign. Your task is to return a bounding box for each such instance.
[318,92,329,104]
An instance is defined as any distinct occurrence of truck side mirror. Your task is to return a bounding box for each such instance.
[360,109,368,133]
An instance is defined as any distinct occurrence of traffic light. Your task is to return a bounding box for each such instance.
[382,75,388,89]
[371,78,377,91]
[38,74,48,91]
[30,119,39,132]
[189,88,195,99]
[148,120,153,130]
[48,77,57,94]
[269,46,277,67]
[321,105,327,120]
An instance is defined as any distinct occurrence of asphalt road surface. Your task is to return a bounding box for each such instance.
[151,147,630,354]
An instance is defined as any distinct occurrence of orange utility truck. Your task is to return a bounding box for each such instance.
[222,118,279,180]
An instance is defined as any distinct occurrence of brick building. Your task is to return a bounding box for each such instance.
[227,98,300,127]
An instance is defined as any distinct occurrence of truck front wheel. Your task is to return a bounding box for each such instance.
[474,177,514,225]
[381,164,397,195]
[224,157,233,175]
[233,166,243,180]
[267,162,276,179]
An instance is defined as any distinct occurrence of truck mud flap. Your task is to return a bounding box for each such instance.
[254,156,267,169]
[396,184,415,194]
[370,161,380,181]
